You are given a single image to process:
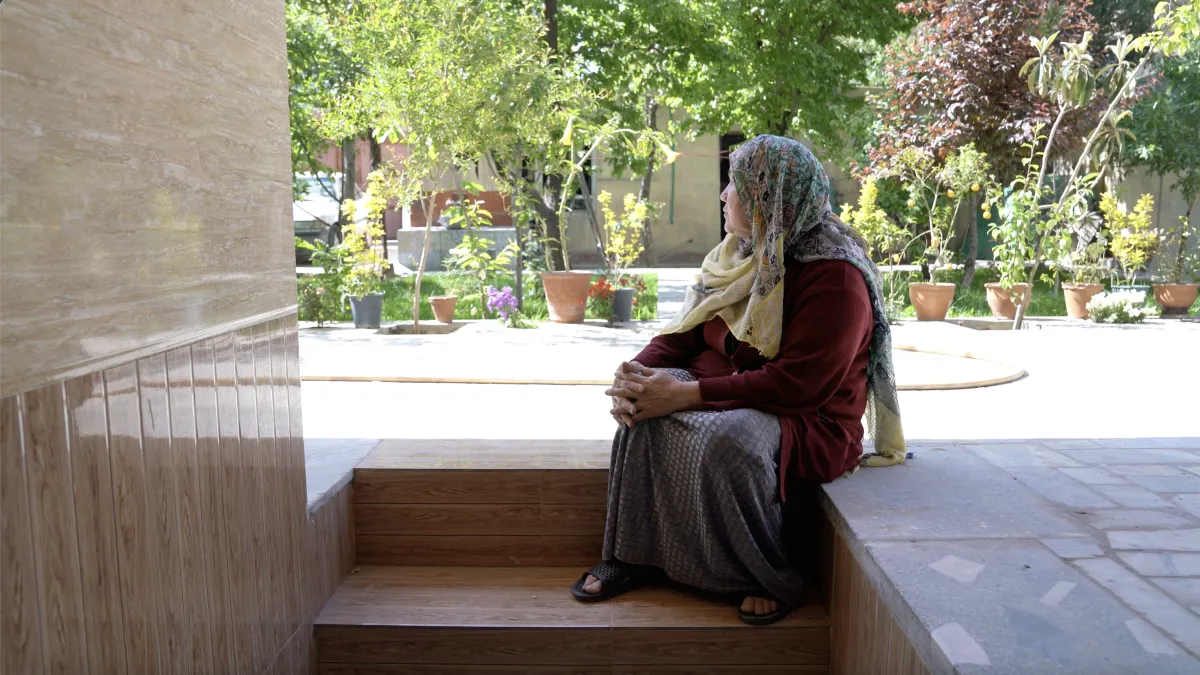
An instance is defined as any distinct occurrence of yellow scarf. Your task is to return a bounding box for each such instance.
[659,233,789,359]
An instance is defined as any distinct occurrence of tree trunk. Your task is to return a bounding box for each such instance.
[1174,196,1197,284]
[540,0,567,271]
[412,194,435,334]
[370,135,394,279]
[961,199,979,289]
[544,0,557,54]
[542,173,567,271]
[339,137,357,243]
[341,137,357,203]
[639,95,659,267]
[514,217,524,311]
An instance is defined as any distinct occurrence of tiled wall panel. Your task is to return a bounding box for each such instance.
[0,317,352,674]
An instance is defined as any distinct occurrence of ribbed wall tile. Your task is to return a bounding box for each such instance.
[1,396,44,674]
[65,373,128,674]
[0,320,341,675]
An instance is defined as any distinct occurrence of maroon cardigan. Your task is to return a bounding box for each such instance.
[633,259,874,500]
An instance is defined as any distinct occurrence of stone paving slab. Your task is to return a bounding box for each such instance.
[823,440,1200,673]
[824,446,1085,541]
[303,437,380,510]
[864,538,1200,673]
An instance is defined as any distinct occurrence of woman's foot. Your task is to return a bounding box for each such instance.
[581,574,602,595]
[571,561,647,602]
[738,594,790,625]
[740,595,778,617]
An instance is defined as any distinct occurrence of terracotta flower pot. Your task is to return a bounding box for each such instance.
[908,282,955,321]
[1153,283,1199,316]
[540,271,593,323]
[429,295,458,323]
[984,283,1032,320]
[1062,283,1105,320]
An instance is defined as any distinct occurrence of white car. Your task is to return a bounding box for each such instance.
[294,173,343,260]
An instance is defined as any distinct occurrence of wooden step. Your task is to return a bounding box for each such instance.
[314,566,830,674]
[353,440,611,566]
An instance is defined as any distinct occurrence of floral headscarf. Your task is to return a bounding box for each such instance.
[659,135,906,467]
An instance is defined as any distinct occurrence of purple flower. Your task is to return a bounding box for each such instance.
[485,286,519,321]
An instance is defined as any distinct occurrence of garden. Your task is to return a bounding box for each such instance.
[288,0,1199,332]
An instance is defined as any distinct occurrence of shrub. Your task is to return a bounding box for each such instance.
[1103,192,1158,285]
[1086,290,1157,324]
[298,275,345,326]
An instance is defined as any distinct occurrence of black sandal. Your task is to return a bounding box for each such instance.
[737,594,792,626]
[571,560,647,602]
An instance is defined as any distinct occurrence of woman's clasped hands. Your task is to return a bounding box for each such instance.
[605,361,701,426]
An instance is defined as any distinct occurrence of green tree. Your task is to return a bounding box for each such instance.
[1124,49,1200,283]
[1125,50,1200,223]
[322,0,570,329]
[681,0,909,159]
[1007,0,1199,328]
[870,0,1104,183]
[1091,0,1160,45]
[559,0,714,263]
[286,0,365,239]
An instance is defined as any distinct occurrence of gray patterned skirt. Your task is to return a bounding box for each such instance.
[602,368,805,607]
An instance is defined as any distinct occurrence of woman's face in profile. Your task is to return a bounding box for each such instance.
[721,176,753,239]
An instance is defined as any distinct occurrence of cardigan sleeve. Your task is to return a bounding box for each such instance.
[697,262,872,410]
[632,325,706,369]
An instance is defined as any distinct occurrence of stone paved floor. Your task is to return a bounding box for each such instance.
[826,439,1200,672]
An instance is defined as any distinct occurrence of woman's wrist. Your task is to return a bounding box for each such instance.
[673,380,703,410]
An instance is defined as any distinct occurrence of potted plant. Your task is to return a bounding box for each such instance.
[538,118,677,323]
[986,135,1060,322]
[1152,216,1199,315]
[1105,192,1158,294]
[339,201,391,329]
[344,264,385,329]
[884,145,996,320]
[1061,234,1109,319]
[611,274,648,323]
[539,122,603,323]
[441,198,516,323]
[596,190,652,323]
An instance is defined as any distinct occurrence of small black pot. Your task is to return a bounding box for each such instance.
[611,287,636,323]
[350,292,384,329]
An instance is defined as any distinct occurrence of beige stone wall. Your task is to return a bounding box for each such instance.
[0,0,295,398]
[564,120,865,267]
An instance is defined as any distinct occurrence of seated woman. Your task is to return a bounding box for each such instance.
[571,135,906,625]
